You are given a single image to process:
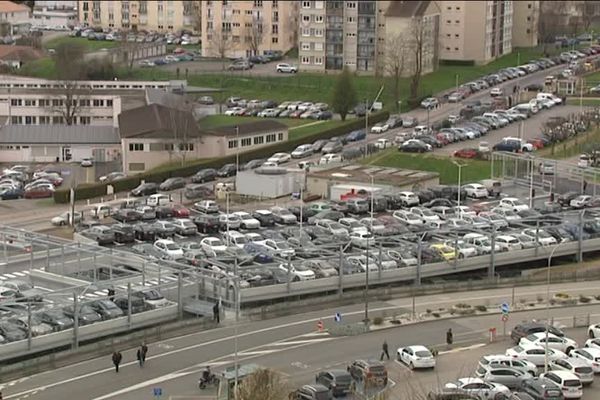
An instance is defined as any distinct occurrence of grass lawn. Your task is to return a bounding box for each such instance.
[44,36,122,51]
[566,98,600,106]
[363,149,491,185]
[18,58,55,79]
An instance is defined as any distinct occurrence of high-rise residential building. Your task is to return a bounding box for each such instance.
[33,1,78,29]
[298,1,439,76]
[200,0,298,59]
[512,1,539,48]
[439,0,513,65]
[78,1,197,32]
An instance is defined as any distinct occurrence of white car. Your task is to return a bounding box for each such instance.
[346,255,378,272]
[478,354,538,376]
[315,219,349,237]
[588,324,600,339]
[499,197,530,212]
[521,228,558,246]
[409,207,440,223]
[397,345,435,369]
[153,239,183,258]
[276,63,298,73]
[267,152,291,165]
[444,240,477,258]
[454,205,476,217]
[232,211,261,229]
[570,195,592,209]
[539,371,582,399]
[444,378,510,400]
[370,123,389,134]
[349,230,374,249]
[338,217,368,233]
[360,217,385,233]
[462,183,488,199]
[392,210,423,226]
[200,237,228,254]
[520,332,577,355]
[319,153,343,165]
[146,193,171,207]
[506,344,568,367]
[224,107,244,116]
[491,207,521,222]
[570,347,600,374]
[398,191,419,207]
[490,87,504,97]
[80,158,93,167]
[278,263,315,280]
[262,239,295,258]
[495,235,522,252]
[51,211,82,226]
[420,97,439,109]
[374,138,391,149]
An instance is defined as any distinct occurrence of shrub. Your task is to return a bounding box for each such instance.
[432,313,441,318]
[474,305,487,312]
[372,316,384,325]
[595,295,600,301]
[451,303,475,316]
[579,295,592,303]
[537,295,544,303]
[425,308,432,314]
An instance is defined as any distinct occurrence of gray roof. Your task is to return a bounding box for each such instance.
[0,125,120,144]
[145,88,193,110]
[385,1,433,18]
[118,103,201,139]
[205,120,288,137]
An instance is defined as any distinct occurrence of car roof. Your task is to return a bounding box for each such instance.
[406,345,430,352]
[547,370,579,379]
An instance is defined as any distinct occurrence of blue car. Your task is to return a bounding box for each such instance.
[345,129,366,142]
[0,188,24,200]
[243,243,273,264]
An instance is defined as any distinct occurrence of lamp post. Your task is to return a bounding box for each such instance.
[544,242,564,374]
[529,155,535,209]
[452,161,466,214]
[363,85,385,157]
[364,173,374,324]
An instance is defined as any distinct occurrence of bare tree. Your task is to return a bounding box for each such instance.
[44,82,89,126]
[245,18,268,57]
[184,0,201,33]
[48,43,88,125]
[236,368,289,400]
[408,18,426,104]
[120,30,142,71]
[383,33,408,112]
[209,29,233,70]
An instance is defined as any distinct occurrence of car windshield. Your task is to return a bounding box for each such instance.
[98,300,117,309]
[330,222,345,230]
[143,290,164,300]
[276,241,291,249]
[166,243,180,251]
[234,237,248,245]
[207,238,224,246]
[415,350,432,357]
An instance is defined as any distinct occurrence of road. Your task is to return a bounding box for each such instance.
[5,279,600,399]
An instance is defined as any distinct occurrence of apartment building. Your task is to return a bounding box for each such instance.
[78,1,196,32]
[539,1,600,38]
[0,1,31,35]
[32,1,78,29]
[200,0,298,58]
[512,1,539,48]
[439,1,513,65]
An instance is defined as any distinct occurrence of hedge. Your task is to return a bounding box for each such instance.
[54,111,389,203]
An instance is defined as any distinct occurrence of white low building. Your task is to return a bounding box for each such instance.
[32,1,77,29]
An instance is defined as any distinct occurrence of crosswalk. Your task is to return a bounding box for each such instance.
[78,274,180,299]
[0,270,30,281]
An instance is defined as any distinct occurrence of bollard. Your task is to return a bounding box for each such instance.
[489,327,497,343]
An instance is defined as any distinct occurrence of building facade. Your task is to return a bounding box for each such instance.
[0,1,31,35]
[78,0,196,32]
[512,0,539,48]
[539,1,600,40]
[32,1,78,29]
[200,0,298,58]
[439,0,513,65]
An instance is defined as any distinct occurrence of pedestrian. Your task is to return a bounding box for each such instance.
[136,348,142,367]
[112,351,122,373]
[584,180,588,193]
[107,287,115,302]
[446,328,453,346]
[380,340,390,361]
[550,192,555,202]
[213,301,220,324]
[141,342,148,366]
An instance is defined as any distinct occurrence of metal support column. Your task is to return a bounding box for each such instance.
[73,292,79,349]
[338,244,344,297]
[127,282,132,328]
[416,236,422,286]
[578,211,584,263]
[286,254,292,293]
[177,271,183,320]
[490,225,497,279]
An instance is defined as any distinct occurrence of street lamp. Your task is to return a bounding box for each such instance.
[364,173,375,324]
[363,85,385,157]
[544,242,565,373]
[452,160,466,213]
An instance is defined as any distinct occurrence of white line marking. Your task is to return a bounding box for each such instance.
[13,271,26,277]
[236,350,279,356]
[3,273,15,278]
[438,343,486,355]
[267,338,334,346]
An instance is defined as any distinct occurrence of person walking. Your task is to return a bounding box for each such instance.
[446,328,453,346]
[136,348,142,367]
[112,351,122,373]
[107,286,115,302]
[584,180,588,194]
[141,342,148,366]
[380,340,390,361]
[213,301,220,324]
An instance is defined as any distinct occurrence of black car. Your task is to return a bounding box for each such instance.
[315,370,353,397]
[150,221,176,238]
[37,310,74,331]
[62,304,102,325]
[131,182,158,197]
[400,142,430,153]
[0,321,28,342]
[184,184,214,199]
[112,223,135,243]
[288,206,318,222]
[0,188,24,200]
[191,169,217,183]
[113,296,148,314]
[315,111,333,120]
[217,164,237,177]
[252,210,276,226]
[88,299,124,320]
[511,322,564,343]
[133,223,157,241]
[155,205,175,219]
[193,213,220,233]
[557,191,579,207]
[159,177,186,191]
[112,209,142,223]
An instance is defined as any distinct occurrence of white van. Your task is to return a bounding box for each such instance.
[147,193,171,207]
[578,154,590,168]
[496,235,522,251]
[536,92,562,105]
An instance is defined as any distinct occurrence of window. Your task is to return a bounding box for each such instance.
[315,57,323,65]
[10,116,22,124]
[10,99,21,106]
[272,24,278,33]
[24,99,35,106]
[266,133,276,143]
[302,15,310,22]
[93,99,104,107]
[315,28,323,37]
[455,20,460,23]
[129,163,145,171]
[39,99,50,107]
[278,133,284,141]
[39,116,50,124]
[107,99,113,107]
[253,136,264,145]
[527,3,532,8]
[455,33,459,38]
[228,140,238,149]
[129,143,144,151]
[315,1,323,9]
[347,16,354,23]
[24,116,35,125]
[253,0,263,6]
[80,116,91,125]
[315,15,323,23]
[302,1,311,8]
[314,42,323,51]
[52,116,63,124]
[80,99,90,107]
[346,2,356,8]
[272,37,278,43]
[301,42,311,51]
[301,56,310,64]
[526,28,531,34]
[446,19,451,24]
[241,137,252,147]
[446,33,451,38]
[302,28,310,36]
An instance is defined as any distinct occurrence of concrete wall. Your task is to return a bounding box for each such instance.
[236,169,304,199]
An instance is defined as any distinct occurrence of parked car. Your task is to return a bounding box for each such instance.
[131,182,158,197]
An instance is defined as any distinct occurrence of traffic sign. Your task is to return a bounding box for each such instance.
[500,302,510,314]
[334,312,342,323]
[502,315,509,322]
[153,388,163,397]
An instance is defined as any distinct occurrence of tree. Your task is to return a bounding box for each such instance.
[332,67,357,121]
[235,368,289,400]
[53,41,86,80]
[383,33,407,112]
[120,30,142,71]
[49,81,85,126]
[408,18,425,105]
[209,29,233,70]
[49,42,88,125]
[245,18,268,56]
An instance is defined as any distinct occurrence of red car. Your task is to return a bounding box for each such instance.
[453,148,480,159]
[24,185,54,199]
[527,138,544,150]
[172,204,190,218]
[435,133,450,145]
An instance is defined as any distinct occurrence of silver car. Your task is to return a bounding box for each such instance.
[476,366,532,390]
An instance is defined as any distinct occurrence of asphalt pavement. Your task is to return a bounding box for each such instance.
[5,280,600,399]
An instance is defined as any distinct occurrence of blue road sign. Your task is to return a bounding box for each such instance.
[153,388,162,397]
[334,312,342,323]
[500,303,510,314]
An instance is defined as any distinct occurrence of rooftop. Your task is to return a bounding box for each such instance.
[308,164,438,189]
[0,45,44,62]
[0,1,30,13]
[0,125,120,144]
[385,1,433,18]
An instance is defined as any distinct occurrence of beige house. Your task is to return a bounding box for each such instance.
[0,1,31,35]
[439,0,513,65]
[512,1,539,48]
[118,103,288,174]
[78,0,196,32]
[33,1,78,29]
[201,0,299,58]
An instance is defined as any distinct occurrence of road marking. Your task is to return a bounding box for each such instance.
[3,273,15,278]
[12,271,26,277]
[438,343,486,355]
[268,338,334,346]
[236,350,279,356]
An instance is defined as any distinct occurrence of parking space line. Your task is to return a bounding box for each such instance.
[12,271,26,277]
[94,291,107,296]
[4,273,15,278]
[0,276,7,280]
